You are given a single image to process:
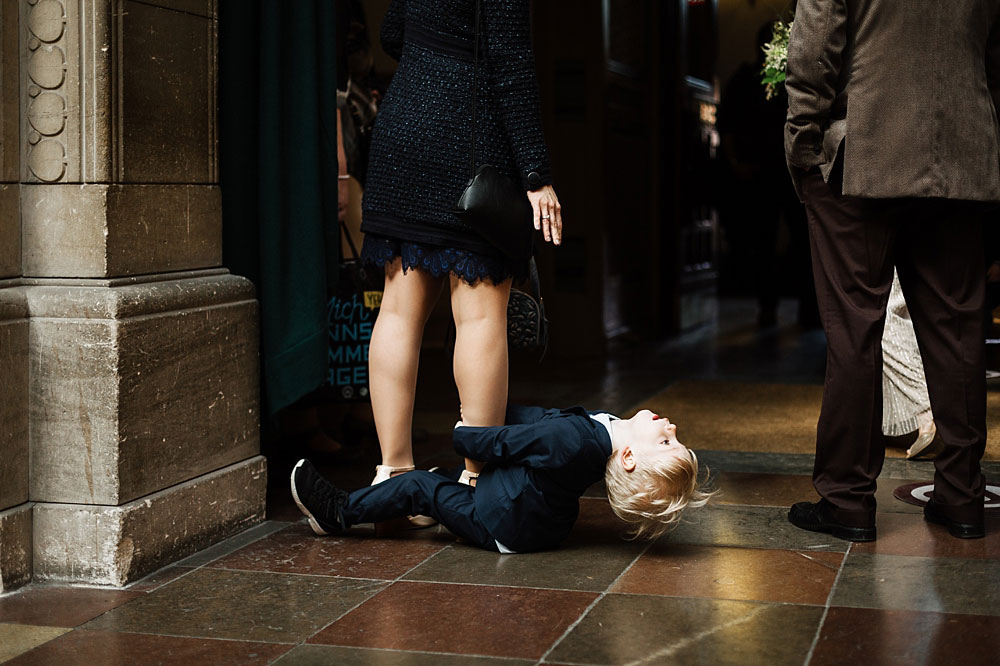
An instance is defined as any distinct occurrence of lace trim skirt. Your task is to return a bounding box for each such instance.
[360,234,527,285]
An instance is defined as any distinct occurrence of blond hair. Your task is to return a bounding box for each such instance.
[605,446,714,540]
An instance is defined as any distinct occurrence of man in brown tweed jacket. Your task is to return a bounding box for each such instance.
[785,0,1000,541]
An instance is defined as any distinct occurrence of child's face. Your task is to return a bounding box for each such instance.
[618,409,691,467]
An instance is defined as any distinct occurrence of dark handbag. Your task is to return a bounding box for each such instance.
[326,222,383,401]
[507,257,548,356]
[453,0,534,260]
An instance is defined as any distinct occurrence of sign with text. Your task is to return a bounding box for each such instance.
[327,287,382,401]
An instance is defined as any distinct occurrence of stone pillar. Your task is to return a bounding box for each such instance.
[18,0,266,587]
[0,0,32,594]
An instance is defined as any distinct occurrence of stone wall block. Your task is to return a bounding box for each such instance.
[21,183,109,277]
[0,502,32,592]
[0,286,28,511]
[33,456,265,586]
[21,184,221,278]
[0,183,19,278]
[29,272,259,505]
[105,184,221,275]
[121,0,217,183]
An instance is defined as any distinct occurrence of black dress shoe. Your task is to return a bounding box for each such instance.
[924,500,985,539]
[788,501,876,542]
[290,459,350,536]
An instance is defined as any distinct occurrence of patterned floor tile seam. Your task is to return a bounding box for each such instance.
[803,545,851,666]
[294,543,463,649]
[379,576,635,595]
[205,566,396,584]
[605,590,831,608]
[72,626,303,646]
[535,537,656,665]
[594,590,832,610]
[180,566,388,585]
[271,645,537,664]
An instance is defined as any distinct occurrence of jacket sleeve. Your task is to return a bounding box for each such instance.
[380,0,406,62]
[453,418,578,468]
[481,0,552,190]
[784,0,848,171]
[504,404,549,425]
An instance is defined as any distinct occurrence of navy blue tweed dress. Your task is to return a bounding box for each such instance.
[360,0,552,284]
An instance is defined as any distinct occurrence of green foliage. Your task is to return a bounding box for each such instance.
[761,20,792,100]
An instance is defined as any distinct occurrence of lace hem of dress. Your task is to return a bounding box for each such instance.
[360,235,526,285]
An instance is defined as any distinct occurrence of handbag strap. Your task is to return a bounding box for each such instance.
[468,0,481,180]
[527,256,541,299]
[340,218,361,261]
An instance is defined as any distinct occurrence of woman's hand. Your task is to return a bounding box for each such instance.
[527,185,563,246]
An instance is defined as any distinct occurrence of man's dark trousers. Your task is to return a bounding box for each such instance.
[341,471,500,551]
[801,167,987,527]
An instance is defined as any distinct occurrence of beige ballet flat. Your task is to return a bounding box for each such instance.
[371,465,437,531]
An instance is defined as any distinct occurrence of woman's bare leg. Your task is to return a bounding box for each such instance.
[368,258,444,469]
[450,276,512,476]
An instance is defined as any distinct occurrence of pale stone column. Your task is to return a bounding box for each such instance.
[0,0,32,594]
[18,0,266,586]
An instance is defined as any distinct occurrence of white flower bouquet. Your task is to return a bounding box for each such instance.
[761,19,792,100]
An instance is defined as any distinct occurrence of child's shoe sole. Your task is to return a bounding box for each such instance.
[290,460,330,536]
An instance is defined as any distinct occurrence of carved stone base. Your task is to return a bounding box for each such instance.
[0,283,28,512]
[0,503,32,593]
[33,456,266,587]
[27,270,259,506]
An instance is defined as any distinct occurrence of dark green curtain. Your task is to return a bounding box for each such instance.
[220,0,339,417]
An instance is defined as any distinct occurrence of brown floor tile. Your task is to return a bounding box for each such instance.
[0,624,71,663]
[83,568,386,643]
[4,630,290,666]
[716,473,925,515]
[126,565,195,592]
[714,472,818,508]
[667,504,849,552]
[613,543,843,605]
[273,645,534,665]
[545,593,823,666]
[852,512,1000,559]
[832,553,1000,616]
[309,581,596,660]
[810,607,1000,666]
[404,499,644,592]
[0,585,143,628]
[209,522,449,580]
[174,521,292,567]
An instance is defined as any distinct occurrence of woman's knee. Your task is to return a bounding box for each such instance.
[450,278,511,325]
[380,265,443,319]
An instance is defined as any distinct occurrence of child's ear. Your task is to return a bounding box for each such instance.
[620,446,636,473]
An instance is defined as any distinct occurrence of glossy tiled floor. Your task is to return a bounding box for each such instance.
[3,300,999,665]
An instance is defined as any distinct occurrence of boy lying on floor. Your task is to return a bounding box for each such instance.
[290,405,713,552]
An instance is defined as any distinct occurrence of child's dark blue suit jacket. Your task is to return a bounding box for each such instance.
[452,405,614,552]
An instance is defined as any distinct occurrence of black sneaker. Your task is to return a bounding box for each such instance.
[290,459,349,536]
[788,500,876,542]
